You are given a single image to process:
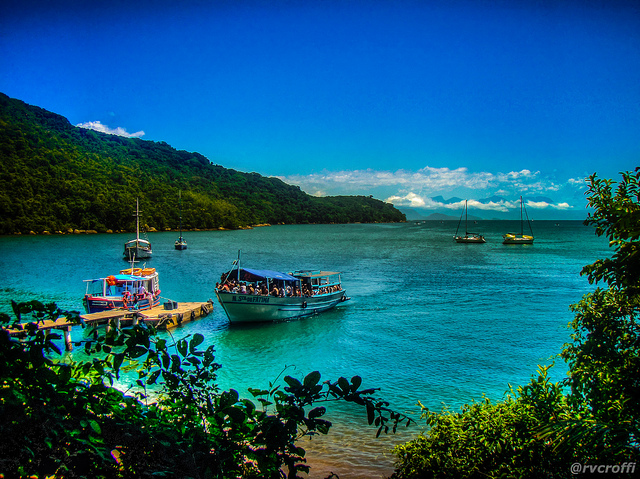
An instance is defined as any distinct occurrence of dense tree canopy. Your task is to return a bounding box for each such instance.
[0,93,405,234]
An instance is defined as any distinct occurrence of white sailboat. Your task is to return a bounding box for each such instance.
[123,198,153,260]
[503,196,534,245]
[454,200,486,243]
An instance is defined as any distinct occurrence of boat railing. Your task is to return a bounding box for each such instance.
[312,280,342,289]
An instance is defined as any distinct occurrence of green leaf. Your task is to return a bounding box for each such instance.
[225,406,246,423]
[220,389,239,409]
[128,345,147,359]
[303,371,321,388]
[366,401,375,425]
[113,353,125,377]
[309,406,326,419]
[337,376,350,394]
[177,338,188,357]
[351,375,362,391]
[189,333,204,352]
[89,420,101,434]
[147,369,161,385]
[284,376,303,390]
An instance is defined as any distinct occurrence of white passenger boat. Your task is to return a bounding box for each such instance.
[215,258,348,323]
[83,267,161,314]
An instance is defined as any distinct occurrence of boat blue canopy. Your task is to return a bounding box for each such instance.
[232,268,298,283]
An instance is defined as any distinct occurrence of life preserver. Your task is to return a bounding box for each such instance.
[106,275,117,286]
[122,291,132,309]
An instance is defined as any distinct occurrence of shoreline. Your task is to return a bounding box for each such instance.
[6,223,274,236]
[7,218,585,236]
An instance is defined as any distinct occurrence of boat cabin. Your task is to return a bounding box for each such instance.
[84,268,160,299]
[290,270,343,296]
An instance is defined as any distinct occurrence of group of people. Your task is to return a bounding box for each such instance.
[216,277,342,298]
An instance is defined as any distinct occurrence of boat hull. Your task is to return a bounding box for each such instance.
[215,290,347,323]
[455,235,486,243]
[83,295,160,314]
[503,234,534,245]
[124,247,153,259]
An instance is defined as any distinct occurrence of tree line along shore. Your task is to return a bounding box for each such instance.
[0,92,405,235]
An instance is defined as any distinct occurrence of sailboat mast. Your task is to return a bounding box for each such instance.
[136,198,140,242]
[465,199,468,235]
[520,196,524,236]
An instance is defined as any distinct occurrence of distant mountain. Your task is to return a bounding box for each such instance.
[0,93,405,234]
[477,195,506,204]
[398,208,429,220]
[431,195,463,204]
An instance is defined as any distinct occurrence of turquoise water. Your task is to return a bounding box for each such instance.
[0,222,609,477]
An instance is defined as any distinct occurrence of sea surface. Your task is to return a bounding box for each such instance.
[0,221,610,478]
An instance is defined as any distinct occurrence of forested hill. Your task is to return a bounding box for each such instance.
[0,93,405,234]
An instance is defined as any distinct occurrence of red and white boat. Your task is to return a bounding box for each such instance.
[83,267,161,313]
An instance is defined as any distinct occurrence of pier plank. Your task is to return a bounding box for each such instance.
[2,300,214,350]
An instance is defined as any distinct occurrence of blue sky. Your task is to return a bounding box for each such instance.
[1,0,638,219]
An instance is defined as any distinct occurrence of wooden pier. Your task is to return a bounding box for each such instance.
[3,300,214,351]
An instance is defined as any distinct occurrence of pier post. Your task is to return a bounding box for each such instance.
[64,326,73,351]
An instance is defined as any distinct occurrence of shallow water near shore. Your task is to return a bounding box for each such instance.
[0,221,609,477]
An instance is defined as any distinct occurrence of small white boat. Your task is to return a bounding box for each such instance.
[503,196,534,245]
[83,267,161,314]
[124,198,153,260]
[174,191,187,250]
[215,257,348,323]
[174,236,187,250]
[454,200,486,243]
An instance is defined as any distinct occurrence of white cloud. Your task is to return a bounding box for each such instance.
[568,177,587,186]
[76,121,145,138]
[385,195,516,212]
[278,166,569,197]
[385,192,426,208]
[527,201,573,210]
[277,165,584,215]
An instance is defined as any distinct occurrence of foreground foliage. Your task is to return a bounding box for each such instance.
[0,301,411,478]
[392,168,640,478]
[0,92,405,234]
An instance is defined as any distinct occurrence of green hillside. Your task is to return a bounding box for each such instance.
[0,93,405,234]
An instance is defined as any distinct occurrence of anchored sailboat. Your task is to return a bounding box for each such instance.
[123,198,153,260]
[503,196,534,245]
[454,200,486,243]
[174,191,187,250]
